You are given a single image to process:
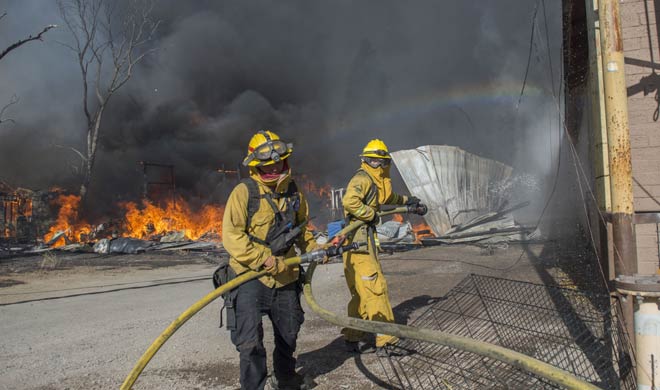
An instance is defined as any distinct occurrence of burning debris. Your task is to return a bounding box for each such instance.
[2,144,535,258]
[0,181,58,245]
[0,189,227,257]
[41,193,225,248]
[44,194,91,247]
[1,168,347,258]
[121,199,223,241]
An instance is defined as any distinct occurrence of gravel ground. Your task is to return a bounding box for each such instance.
[0,243,561,389]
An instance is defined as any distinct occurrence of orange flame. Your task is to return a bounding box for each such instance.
[43,177,338,245]
[412,222,434,242]
[298,175,332,202]
[43,194,225,245]
[120,198,224,240]
[44,194,91,247]
[1,195,33,238]
[307,220,319,232]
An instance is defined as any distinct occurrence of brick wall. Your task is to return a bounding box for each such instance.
[621,0,660,274]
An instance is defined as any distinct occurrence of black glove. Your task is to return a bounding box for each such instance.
[405,196,421,206]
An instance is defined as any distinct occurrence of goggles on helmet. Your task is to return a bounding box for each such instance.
[244,140,292,166]
[364,156,391,168]
[366,149,390,158]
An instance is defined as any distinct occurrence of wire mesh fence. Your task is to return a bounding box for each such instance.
[378,274,635,390]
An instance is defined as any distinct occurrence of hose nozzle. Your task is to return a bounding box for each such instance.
[299,242,360,264]
[325,242,359,257]
[407,204,428,216]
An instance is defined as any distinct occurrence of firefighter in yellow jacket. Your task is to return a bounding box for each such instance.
[341,139,427,356]
[222,130,317,390]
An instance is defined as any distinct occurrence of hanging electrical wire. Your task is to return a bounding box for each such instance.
[517,0,541,110]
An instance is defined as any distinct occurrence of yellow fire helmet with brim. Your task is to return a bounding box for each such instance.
[243,130,293,167]
[360,138,391,159]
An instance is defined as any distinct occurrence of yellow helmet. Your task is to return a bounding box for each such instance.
[360,139,391,159]
[243,130,293,167]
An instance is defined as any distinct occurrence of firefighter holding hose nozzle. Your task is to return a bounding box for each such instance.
[341,139,427,357]
[222,130,321,390]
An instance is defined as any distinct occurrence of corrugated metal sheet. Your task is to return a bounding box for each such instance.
[391,145,513,236]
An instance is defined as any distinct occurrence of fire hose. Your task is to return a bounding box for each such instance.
[120,206,602,390]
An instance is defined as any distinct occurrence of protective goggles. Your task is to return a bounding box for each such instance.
[364,156,391,168]
[366,149,390,157]
[244,140,292,166]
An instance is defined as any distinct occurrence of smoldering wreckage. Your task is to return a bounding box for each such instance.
[0,146,536,258]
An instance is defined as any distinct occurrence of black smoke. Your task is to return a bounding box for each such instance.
[0,0,565,223]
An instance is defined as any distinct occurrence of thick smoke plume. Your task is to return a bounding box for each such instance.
[0,0,566,225]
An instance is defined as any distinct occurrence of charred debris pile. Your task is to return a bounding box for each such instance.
[0,181,224,257]
[1,145,537,258]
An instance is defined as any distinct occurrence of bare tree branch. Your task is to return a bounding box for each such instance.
[52,143,88,163]
[0,13,57,129]
[52,143,87,177]
[0,24,57,61]
[0,95,19,126]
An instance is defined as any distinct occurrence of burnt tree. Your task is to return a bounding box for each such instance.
[57,0,158,202]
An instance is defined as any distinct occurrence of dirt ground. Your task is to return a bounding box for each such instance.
[0,242,588,389]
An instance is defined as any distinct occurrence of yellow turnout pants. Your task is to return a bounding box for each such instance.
[341,227,398,347]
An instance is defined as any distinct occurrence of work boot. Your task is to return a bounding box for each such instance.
[376,342,415,358]
[344,340,376,354]
[270,372,310,390]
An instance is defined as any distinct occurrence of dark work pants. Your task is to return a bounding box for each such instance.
[229,278,304,390]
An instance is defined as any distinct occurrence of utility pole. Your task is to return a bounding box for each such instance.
[597,0,638,343]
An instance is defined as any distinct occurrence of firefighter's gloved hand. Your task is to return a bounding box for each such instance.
[405,196,421,206]
[264,255,288,276]
[321,252,330,264]
[313,245,331,264]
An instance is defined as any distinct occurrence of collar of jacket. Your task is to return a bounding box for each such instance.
[249,167,292,194]
[360,161,392,181]
[360,161,392,204]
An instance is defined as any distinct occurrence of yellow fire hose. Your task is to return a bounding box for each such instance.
[302,261,602,390]
[121,206,602,390]
[119,262,272,390]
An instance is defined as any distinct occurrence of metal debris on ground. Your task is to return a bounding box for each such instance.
[159,230,189,243]
[91,237,221,254]
[46,230,70,246]
[421,202,535,246]
[391,146,537,246]
[391,146,514,236]
[94,237,155,254]
[54,243,93,253]
[378,274,635,390]
[151,241,219,251]
[377,221,415,244]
